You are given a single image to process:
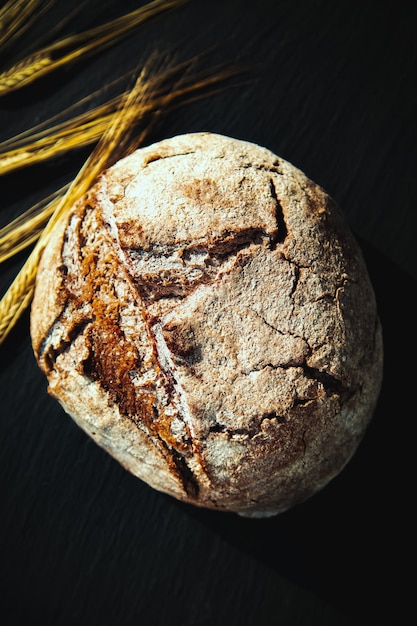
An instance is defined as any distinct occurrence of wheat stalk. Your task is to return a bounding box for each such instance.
[0,0,188,95]
[0,0,56,51]
[0,186,68,263]
[0,71,131,151]
[0,99,120,175]
[0,60,242,176]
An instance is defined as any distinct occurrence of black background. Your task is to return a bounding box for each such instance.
[1,1,416,625]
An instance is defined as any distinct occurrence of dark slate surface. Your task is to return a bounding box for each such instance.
[1,1,416,625]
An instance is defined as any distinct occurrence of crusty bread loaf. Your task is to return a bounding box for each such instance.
[30,132,383,516]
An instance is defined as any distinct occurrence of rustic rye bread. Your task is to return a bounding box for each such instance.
[30,132,383,516]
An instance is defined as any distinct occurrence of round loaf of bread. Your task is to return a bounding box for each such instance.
[30,132,383,517]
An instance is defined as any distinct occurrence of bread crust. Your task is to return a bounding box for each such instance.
[31,132,383,516]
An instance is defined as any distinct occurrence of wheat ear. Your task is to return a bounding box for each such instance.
[0,0,188,95]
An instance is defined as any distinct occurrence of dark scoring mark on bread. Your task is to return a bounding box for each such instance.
[142,149,196,167]
[170,449,199,498]
[303,365,351,398]
[269,178,288,247]
[41,317,92,373]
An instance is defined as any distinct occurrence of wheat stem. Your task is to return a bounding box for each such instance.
[0,62,242,176]
[0,186,68,263]
[0,0,188,95]
[0,0,56,51]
